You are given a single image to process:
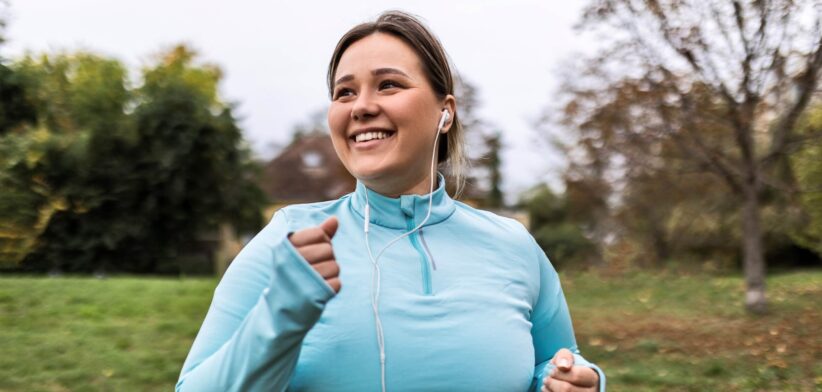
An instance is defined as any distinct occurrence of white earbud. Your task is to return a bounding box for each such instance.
[437,109,450,133]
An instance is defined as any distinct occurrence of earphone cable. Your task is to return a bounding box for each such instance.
[363,113,443,392]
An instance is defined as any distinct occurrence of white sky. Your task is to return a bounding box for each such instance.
[4,0,596,201]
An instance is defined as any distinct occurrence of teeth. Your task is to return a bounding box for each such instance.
[354,131,391,142]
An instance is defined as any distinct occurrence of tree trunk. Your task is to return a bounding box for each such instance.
[741,183,767,314]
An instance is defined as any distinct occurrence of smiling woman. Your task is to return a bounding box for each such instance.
[328,32,455,198]
[176,10,605,392]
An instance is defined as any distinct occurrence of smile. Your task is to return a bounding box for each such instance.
[349,129,397,146]
[354,131,394,142]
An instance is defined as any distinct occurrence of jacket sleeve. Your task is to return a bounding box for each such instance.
[176,210,335,392]
[528,238,606,392]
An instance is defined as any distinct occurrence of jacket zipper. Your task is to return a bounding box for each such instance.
[419,230,437,271]
[406,218,434,295]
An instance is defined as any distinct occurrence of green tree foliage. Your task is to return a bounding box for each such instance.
[0,42,102,265]
[0,1,37,134]
[0,46,265,272]
[0,63,36,133]
[0,127,76,265]
[791,106,822,256]
[12,52,130,135]
[521,185,597,269]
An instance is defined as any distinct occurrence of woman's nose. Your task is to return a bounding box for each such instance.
[351,91,379,121]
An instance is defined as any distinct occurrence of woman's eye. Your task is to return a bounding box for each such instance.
[379,80,402,90]
[333,88,354,100]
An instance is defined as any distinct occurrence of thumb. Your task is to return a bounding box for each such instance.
[320,216,339,239]
[550,348,575,372]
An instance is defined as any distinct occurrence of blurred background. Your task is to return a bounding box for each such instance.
[0,0,820,391]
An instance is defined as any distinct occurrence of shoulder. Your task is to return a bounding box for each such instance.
[275,195,350,223]
[451,200,535,248]
[451,201,549,296]
[244,197,350,252]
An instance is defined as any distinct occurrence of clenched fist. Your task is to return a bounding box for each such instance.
[542,348,599,392]
[288,216,342,293]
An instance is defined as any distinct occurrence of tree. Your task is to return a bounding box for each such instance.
[791,105,822,256]
[555,78,746,269]
[0,0,6,46]
[0,1,36,134]
[0,51,127,268]
[520,184,598,269]
[119,45,265,272]
[1,45,265,273]
[290,108,329,141]
[560,0,822,313]
[482,131,503,208]
[454,78,505,206]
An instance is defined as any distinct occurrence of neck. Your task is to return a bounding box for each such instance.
[362,171,438,198]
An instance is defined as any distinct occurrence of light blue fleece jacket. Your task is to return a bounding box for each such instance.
[177,177,605,391]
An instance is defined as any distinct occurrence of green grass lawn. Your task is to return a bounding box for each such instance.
[1,270,819,391]
[564,270,822,391]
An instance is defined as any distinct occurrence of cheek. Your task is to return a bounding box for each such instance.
[327,106,351,167]
[327,105,349,137]
[389,93,437,132]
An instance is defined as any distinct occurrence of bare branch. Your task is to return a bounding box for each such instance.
[761,27,822,166]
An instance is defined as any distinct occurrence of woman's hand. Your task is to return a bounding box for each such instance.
[542,348,599,392]
[288,216,342,293]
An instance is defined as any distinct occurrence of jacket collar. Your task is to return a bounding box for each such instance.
[350,173,456,230]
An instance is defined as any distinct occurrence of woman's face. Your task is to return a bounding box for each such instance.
[328,32,455,195]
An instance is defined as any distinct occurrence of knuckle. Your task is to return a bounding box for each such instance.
[299,228,316,240]
[302,244,316,257]
[310,262,322,273]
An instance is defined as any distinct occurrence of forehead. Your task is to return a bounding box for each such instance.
[335,32,424,79]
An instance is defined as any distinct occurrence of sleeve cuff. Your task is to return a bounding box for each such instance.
[572,353,607,392]
[536,355,607,392]
[276,236,336,296]
[261,236,336,325]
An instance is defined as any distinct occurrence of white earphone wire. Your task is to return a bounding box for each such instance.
[363,110,447,392]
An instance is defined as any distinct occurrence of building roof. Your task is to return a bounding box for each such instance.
[259,134,355,203]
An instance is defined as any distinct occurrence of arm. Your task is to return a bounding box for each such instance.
[528,238,606,392]
[176,210,335,392]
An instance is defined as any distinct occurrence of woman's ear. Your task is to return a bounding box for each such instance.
[441,94,457,133]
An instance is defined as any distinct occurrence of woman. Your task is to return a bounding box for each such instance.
[177,11,605,392]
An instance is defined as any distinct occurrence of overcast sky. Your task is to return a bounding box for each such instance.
[4,0,596,201]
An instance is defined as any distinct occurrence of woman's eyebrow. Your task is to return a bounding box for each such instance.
[335,68,411,86]
[335,74,354,85]
[372,67,411,79]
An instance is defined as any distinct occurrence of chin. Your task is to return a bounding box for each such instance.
[351,166,389,181]
[349,161,401,183]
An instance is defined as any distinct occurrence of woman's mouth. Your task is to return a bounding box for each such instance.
[350,130,396,148]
